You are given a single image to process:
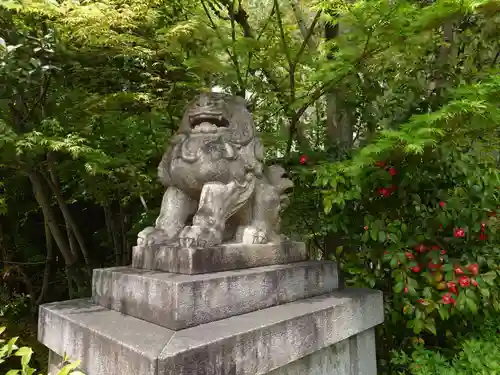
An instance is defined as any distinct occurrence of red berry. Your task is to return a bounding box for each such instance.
[447,281,458,294]
[299,155,308,164]
[442,293,456,305]
[479,233,488,241]
[458,275,470,288]
[471,279,478,287]
[453,228,465,238]
[405,252,415,260]
[364,225,369,231]
[416,298,425,304]
[410,265,421,273]
[375,161,385,167]
[454,266,464,275]
[439,224,444,229]
[377,187,390,197]
[481,223,486,229]
[467,263,479,276]
[440,249,446,255]
[439,201,446,208]
[404,287,409,293]
[388,167,398,176]
[414,244,426,253]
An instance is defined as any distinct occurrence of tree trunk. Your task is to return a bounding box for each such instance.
[119,205,130,266]
[36,219,53,306]
[104,203,121,266]
[46,154,91,267]
[27,169,81,298]
[324,14,354,150]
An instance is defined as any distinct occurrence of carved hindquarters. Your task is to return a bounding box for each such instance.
[235,165,294,244]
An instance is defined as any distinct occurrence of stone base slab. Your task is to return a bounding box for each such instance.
[39,288,383,375]
[268,328,377,375]
[131,241,306,274]
[92,261,338,330]
[47,328,377,375]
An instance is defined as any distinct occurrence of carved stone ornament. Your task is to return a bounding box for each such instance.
[137,92,294,248]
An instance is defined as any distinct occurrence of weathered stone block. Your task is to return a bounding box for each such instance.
[39,288,383,375]
[92,261,338,330]
[131,240,306,274]
[38,299,173,375]
[267,328,377,375]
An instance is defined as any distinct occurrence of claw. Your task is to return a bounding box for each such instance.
[136,227,172,246]
[179,225,222,248]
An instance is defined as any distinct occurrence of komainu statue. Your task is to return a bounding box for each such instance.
[137,93,294,248]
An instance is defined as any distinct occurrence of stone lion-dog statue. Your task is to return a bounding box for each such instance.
[137,92,294,248]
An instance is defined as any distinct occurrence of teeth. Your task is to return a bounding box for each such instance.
[193,121,218,133]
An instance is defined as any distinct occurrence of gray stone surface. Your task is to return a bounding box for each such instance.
[39,288,383,375]
[137,93,295,250]
[38,299,173,375]
[48,350,63,375]
[132,240,307,274]
[268,328,376,375]
[92,261,338,330]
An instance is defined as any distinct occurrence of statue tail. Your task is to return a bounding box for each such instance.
[264,165,294,208]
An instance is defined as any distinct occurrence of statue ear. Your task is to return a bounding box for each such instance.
[246,100,255,112]
[236,96,254,113]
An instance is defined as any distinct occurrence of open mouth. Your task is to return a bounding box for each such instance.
[189,113,229,132]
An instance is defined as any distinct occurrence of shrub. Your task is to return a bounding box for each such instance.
[0,326,84,375]
[392,317,500,374]
[313,76,500,370]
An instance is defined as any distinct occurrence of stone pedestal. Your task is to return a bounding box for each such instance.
[38,242,384,375]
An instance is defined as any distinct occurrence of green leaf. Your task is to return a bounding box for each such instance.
[15,347,33,357]
[425,318,437,335]
[58,360,81,375]
[394,281,404,293]
[466,297,478,313]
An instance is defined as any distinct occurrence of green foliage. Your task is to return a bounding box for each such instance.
[1,0,500,373]
[392,317,500,374]
[0,326,85,375]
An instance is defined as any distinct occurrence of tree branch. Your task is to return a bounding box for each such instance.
[293,10,322,67]
[202,0,245,94]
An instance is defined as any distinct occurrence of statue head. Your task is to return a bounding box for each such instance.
[176,92,255,146]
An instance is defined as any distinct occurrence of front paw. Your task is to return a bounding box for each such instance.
[137,227,171,246]
[241,227,268,244]
[178,225,222,248]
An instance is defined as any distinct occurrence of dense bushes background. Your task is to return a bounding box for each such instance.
[1,0,500,374]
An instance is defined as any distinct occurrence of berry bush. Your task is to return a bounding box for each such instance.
[308,77,500,372]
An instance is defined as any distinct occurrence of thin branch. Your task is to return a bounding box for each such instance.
[21,73,52,124]
[1,260,46,265]
[274,0,293,69]
[229,0,244,95]
[208,1,230,20]
[293,10,322,67]
[302,214,325,252]
[244,3,276,84]
[492,49,500,67]
[201,0,245,93]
